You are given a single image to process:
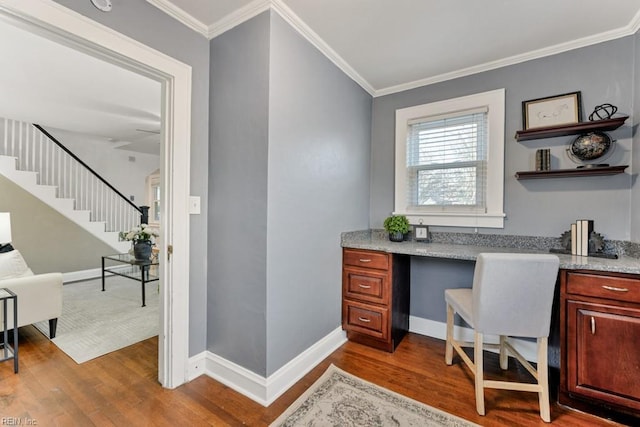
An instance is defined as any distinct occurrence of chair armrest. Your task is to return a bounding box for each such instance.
[0,273,63,328]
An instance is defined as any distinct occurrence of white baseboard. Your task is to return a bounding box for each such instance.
[187,317,537,407]
[409,315,538,362]
[62,268,103,283]
[189,327,346,406]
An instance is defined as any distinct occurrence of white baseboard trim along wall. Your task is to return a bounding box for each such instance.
[189,327,347,406]
[62,268,103,283]
[187,317,538,406]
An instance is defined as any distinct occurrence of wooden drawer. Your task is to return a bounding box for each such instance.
[566,272,640,304]
[343,267,388,304]
[343,249,389,270]
[343,300,388,340]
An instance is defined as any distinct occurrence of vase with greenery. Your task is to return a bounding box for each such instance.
[120,224,159,261]
[383,215,410,242]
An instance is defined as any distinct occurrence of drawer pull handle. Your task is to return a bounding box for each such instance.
[590,316,596,335]
[358,284,371,289]
[358,317,371,323]
[358,259,372,263]
[602,285,629,292]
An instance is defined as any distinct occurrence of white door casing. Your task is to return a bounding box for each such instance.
[0,0,191,388]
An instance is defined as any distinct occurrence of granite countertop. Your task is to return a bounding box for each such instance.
[341,230,640,275]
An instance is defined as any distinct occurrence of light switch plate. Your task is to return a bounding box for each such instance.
[189,196,201,214]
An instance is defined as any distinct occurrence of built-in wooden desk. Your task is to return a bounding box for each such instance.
[341,230,640,422]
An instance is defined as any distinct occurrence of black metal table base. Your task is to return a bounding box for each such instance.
[101,254,159,307]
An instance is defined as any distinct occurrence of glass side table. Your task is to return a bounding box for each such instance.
[101,253,159,307]
[0,288,18,373]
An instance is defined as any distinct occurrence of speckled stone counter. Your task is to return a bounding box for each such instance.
[341,230,640,275]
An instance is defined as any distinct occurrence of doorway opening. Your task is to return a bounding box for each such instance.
[0,0,191,388]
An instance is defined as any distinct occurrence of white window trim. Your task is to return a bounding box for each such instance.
[394,89,506,228]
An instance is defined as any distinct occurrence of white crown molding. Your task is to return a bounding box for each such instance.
[270,0,375,96]
[206,0,271,39]
[630,7,640,34]
[145,0,209,37]
[148,1,640,98]
[376,19,640,97]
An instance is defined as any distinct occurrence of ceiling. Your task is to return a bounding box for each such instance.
[152,0,640,95]
[2,1,640,156]
[0,17,161,154]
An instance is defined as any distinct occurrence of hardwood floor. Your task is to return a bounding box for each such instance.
[0,327,628,426]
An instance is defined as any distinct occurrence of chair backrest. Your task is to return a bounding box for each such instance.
[472,253,560,337]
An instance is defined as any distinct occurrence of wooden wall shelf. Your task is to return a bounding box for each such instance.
[515,165,628,180]
[515,116,628,142]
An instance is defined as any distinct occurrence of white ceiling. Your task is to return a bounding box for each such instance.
[0,17,161,154]
[151,0,640,95]
[2,1,640,155]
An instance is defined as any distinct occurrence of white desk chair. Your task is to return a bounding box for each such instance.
[444,253,560,422]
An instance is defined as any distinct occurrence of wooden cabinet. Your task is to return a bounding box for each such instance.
[342,248,409,352]
[560,270,640,420]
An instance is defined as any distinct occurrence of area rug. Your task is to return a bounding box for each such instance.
[33,276,159,364]
[270,364,479,426]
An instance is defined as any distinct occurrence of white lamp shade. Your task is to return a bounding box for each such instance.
[0,212,12,244]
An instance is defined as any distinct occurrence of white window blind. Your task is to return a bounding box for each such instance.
[406,108,487,212]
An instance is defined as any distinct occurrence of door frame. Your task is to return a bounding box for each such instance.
[0,0,192,388]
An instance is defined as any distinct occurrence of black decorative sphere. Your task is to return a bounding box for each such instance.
[568,132,612,162]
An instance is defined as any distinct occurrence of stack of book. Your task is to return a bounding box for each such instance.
[535,149,551,171]
[571,219,594,256]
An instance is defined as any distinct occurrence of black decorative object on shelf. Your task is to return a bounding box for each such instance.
[588,103,618,121]
[566,131,613,167]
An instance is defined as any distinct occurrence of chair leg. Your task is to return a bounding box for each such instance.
[499,335,508,370]
[445,304,454,365]
[474,331,485,416]
[537,337,551,422]
[49,318,58,339]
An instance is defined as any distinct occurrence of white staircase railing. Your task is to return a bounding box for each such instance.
[0,118,142,233]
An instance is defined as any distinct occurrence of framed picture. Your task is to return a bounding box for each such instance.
[522,91,582,130]
[413,225,429,242]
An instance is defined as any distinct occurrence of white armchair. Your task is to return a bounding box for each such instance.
[0,272,63,338]
[0,249,63,338]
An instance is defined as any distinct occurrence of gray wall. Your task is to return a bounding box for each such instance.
[371,36,636,324]
[53,0,210,355]
[632,31,640,243]
[266,13,371,375]
[0,175,115,273]
[47,128,160,206]
[208,12,270,375]
[208,11,371,377]
[372,37,635,241]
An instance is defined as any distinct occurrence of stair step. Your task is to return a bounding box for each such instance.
[3,168,37,186]
[0,156,17,170]
[48,197,75,211]
[0,154,137,254]
[29,185,57,199]
[68,210,91,223]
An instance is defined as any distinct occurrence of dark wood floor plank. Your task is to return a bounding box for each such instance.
[0,326,629,426]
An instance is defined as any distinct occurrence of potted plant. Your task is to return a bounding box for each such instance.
[383,215,410,242]
[120,224,159,261]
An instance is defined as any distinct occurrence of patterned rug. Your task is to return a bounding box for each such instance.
[270,364,479,426]
[33,276,159,363]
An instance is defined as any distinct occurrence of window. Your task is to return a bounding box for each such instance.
[145,169,161,225]
[394,89,505,228]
